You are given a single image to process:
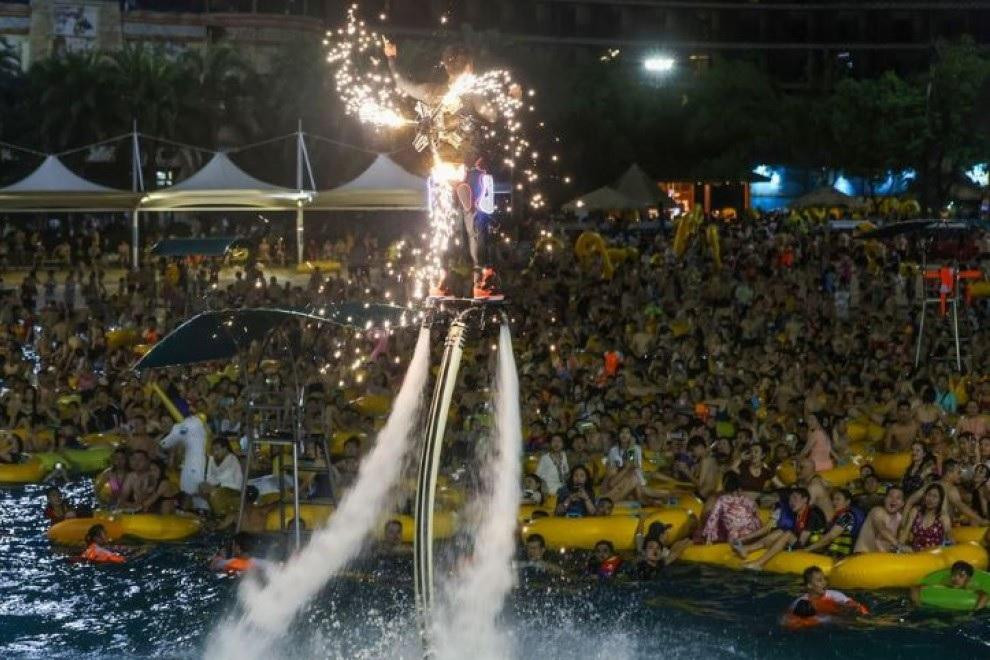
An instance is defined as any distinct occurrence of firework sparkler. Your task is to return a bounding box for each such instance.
[325,4,558,299]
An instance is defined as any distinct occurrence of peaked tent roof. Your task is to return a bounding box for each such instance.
[2,155,117,192]
[140,152,311,210]
[614,164,671,207]
[791,186,858,208]
[0,155,139,210]
[562,186,640,213]
[310,154,426,210]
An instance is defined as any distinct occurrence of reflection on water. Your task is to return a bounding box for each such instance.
[1,483,988,659]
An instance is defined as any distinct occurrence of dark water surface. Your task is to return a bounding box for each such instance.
[2,482,988,659]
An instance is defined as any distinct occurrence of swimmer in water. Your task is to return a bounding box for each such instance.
[910,560,989,610]
[210,532,273,575]
[783,566,868,629]
[81,524,126,564]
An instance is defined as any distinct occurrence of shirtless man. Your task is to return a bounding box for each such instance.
[675,437,719,501]
[795,457,835,519]
[118,450,156,511]
[854,486,906,553]
[126,415,159,458]
[882,400,918,453]
[906,459,990,526]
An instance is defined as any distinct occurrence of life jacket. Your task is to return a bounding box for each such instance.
[596,555,623,578]
[808,593,869,617]
[782,613,831,631]
[826,507,865,557]
[82,543,125,564]
[220,557,254,574]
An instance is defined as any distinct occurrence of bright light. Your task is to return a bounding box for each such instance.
[966,164,988,187]
[644,56,675,73]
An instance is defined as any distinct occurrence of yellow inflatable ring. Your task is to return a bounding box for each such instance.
[105,328,140,350]
[776,462,860,488]
[680,543,834,576]
[350,395,391,417]
[871,453,912,481]
[264,503,334,532]
[519,509,693,551]
[828,545,989,590]
[952,526,988,545]
[48,512,201,545]
[392,513,457,543]
[0,458,47,484]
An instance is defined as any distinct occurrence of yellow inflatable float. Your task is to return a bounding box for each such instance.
[776,462,860,488]
[679,543,834,576]
[350,395,391,417]
[264,503,334,531]
[828,544,989,590]
[49,512,202,545]
[871,452,911,481]
[952,526,988,545]
[519,509,693,551]
[105,327,140,350]
[846,420,885,443]
[0,458,48,485]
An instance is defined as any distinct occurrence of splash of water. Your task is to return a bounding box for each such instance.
[434,324,522,659]
[206,327,432,660]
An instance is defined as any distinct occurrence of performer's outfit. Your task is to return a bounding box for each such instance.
[387,58,501,299]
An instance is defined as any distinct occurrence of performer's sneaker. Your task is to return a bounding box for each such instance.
[427,282,454,300]
[473,268,504,301]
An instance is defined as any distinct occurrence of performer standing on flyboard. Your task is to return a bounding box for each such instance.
[383,38,519,301]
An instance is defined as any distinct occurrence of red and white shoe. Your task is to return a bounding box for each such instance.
[425,271,454,300]
[472,267,504,301]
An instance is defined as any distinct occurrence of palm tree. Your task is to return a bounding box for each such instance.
[175,44,262,152]
[25,51,119,152]
[0,37,24,140]
[108,44,182,138]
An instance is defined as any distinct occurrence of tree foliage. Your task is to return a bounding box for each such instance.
[0,37,987,206]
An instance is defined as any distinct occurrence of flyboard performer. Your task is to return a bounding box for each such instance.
[382,38,521,301]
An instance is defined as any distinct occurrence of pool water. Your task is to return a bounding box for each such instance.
[2,483,988,659]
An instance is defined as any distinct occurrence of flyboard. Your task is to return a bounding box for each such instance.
[413,296,509,643]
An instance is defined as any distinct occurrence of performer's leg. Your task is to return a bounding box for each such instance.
[457,183,482,284]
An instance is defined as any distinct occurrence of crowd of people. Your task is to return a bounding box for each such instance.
[2,208,990,616]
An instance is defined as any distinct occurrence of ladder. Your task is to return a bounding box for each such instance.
[914,265,981,372]
[235,387,335,550]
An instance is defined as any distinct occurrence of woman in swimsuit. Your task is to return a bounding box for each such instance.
[98,448,129,504]
[140,460,180,515]
[899,483,953,551]
[901,441,935,496]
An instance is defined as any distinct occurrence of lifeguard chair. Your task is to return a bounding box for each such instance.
[915,265,982,371]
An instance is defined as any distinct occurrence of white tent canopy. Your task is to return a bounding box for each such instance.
[2,155,117,192]
[140,152,311,210]
[614,164,670,207]
[0,155,137,210]
[563,186,640,213]
[311,154,426,210]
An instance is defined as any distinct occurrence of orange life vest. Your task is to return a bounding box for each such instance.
[82,543,125,564]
